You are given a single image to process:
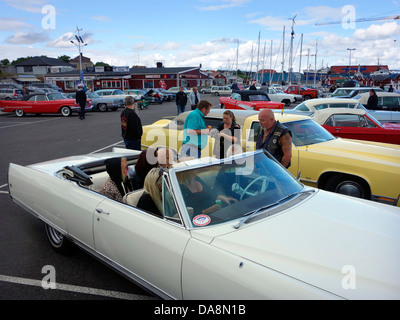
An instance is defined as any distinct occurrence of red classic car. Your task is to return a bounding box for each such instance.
[220,90,284,111]
[312,108,400,145]
[0,93,92,117]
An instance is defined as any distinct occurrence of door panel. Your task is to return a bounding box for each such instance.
[93,200,191,299]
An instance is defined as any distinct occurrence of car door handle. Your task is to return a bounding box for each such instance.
[96,208,110,215]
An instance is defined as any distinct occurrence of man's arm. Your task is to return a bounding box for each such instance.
[280,132,292,168]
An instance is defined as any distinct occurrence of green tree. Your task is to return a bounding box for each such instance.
[0,59,10,66]
[58,55,71,63]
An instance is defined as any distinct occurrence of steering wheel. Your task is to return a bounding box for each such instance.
[240,176,270,201]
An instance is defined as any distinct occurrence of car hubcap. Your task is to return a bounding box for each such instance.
[47,226,64,246]
[336,181,364,198]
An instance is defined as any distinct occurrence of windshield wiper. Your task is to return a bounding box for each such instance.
[233,189,315,230]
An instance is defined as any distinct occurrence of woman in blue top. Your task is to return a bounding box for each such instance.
[181,100,212,159]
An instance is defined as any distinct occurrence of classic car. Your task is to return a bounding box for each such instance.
[66,92,125,112]
[288,98,400,124]
[0,92,92,117]
[95,89,129,100]
[124,89,155,103]
[142,109,400,206]
[0,88,23,100]
[8,149,400,299]
[327,87,383,98]
[312,108,400,145]
[158,88,176,101]
[167,87,191,94]
[211,85,232,96]
[220,90,284,111]
[357,92,400,111]
[266,88,299,106]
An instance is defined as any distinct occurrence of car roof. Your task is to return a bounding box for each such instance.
[312,108,366,124]
[302,98,359,106]
[359,92,400,97]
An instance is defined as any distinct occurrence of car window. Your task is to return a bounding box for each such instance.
[28,96,36,101]
[204,118,223,128]
[48,93,65,100]
[162,178,182,225]
[324,116,335,126]
[314,104,329,110]
[284,119,335,146]
[36,95,46,101]
[231,93,241,100]
[114,90,124,95]
[333,114,362,127]
[383,97,400,106]
[329,103,355,108]
[293,102,310,111]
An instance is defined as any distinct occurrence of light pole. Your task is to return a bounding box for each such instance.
[347,48,356,77]
[70,27,87,86]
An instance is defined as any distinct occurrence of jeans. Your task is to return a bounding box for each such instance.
[124,139,141,151]
[180,144,201,159]
[177,105,186,115]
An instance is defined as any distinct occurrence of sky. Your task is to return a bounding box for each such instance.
[1,0,400,72]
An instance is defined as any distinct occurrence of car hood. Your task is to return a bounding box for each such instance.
[207,191,400,299]
[306,138,400,166]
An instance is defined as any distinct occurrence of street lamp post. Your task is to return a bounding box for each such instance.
[347,48,356,77]
[70,27,87,86]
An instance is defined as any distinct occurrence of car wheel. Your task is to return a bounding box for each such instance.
[282,99,291,107]
[98,103,108,112]
[6,97,11,100]
[325,175,368,199]
[14,109,25,117]
[44,223,73,254]
[214,92,220,96]
[304,95,312,100]
[60,106,71,117]
[220,104,225,109]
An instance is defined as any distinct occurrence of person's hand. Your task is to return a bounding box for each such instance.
[202,204,221,214]
[217,195,238,206]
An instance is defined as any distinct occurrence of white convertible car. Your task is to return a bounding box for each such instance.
[8,149,400,300]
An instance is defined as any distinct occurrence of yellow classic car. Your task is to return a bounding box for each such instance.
[142,109,400,206]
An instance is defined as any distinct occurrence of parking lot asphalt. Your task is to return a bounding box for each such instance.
[0,94,228,300]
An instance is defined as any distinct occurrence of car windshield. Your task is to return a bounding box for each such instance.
[173,151,304,228]
[284,119,336,146]
[293,101,310,111]
[47,93,66,100]
[87,92,100,98]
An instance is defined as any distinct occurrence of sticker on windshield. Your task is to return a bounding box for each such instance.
[193,215,211,227]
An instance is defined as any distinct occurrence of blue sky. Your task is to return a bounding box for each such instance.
[1,0,400,71]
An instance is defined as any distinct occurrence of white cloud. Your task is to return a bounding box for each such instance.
[47,32,95,48]
[4,0,48,13]
[0,18,32,31]
[354,21,400,40]
[5,31,49,44]
[197,0,250,11]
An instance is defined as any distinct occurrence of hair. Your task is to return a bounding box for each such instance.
[370,89,376,94]
[125,96,135,106]
[223,110,236,123]
[197,100,212,110]
[157,147,176,168]
[120,157,128,180]
[135,148,157,180]
[143,168,163,214]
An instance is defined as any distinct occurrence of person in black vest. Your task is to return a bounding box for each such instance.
[256,109,292,168]
[121,96,143,150]
[75,83,87,120]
